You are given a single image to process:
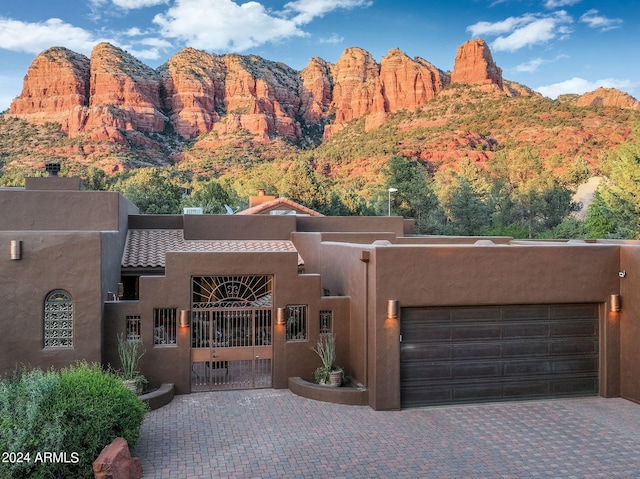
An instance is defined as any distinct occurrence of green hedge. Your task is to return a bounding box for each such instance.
[0,362,147,479]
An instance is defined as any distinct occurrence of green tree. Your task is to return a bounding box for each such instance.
[589,138,640,238]
[112,168,183,214]
[446,177,491,235]
[487,148,577,238]
[184,179,241,214]
[382,155,444,234]
[81,166,109,191]
[434,160,492,235]
[279,159,325,210]
[584,191,616,238]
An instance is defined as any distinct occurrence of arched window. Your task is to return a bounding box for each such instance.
[44,290,73,348]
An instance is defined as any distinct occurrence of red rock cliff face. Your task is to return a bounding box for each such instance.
[299,57,333,123]
[379,49,449,112]
[158,48,227,138]
[451,38,503,90]
[577,87,640,110]
[6,39,560,145]
[9,47,90,129]
[81,43,166,137]
[330,47,382,124]
[211,54,301,142]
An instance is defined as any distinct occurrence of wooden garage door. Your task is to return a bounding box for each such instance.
[400,304,599,408]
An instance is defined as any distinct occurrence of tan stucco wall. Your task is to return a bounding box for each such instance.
[619,245,640,402]
[299,239,624,410]
[0,190,135,231]
[184,214,295,240]
[367,242,621,410]
[296,216,406,236]
[104,248,351,394]
[0,231,105,373]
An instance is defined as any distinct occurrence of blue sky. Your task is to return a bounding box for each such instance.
[0,0,638,111]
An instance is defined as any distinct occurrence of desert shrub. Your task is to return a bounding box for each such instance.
[0,368,64,479]
[0,362,147,479]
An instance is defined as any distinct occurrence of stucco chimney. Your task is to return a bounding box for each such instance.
[45,162,61,177]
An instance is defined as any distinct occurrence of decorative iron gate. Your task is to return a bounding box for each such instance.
[190,275,273,391]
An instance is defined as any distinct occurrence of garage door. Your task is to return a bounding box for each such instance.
[400,304,599,408]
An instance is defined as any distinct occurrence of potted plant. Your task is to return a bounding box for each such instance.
[311,333,343,386]
[117,333,146,394]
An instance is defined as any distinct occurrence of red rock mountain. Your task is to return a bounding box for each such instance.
[7,39,508,142]
[8,38,639,147]
[576,87,640,110]
[451,38,503,90]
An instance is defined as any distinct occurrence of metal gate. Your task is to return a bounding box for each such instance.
[190,275,273,391]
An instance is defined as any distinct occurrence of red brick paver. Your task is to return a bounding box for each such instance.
[136,391,640,478]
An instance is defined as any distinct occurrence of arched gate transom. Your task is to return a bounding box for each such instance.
[191,275,273,391]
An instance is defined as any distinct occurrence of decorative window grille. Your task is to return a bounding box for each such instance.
[286,305,308,341]
[319,310,333,335]
[44,290,73,348]
[126,316,141,342]
[192,275,272,308]
[153,308,177,346]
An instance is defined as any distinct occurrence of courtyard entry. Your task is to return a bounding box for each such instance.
[191,275,273,391]
[400,303,599,408]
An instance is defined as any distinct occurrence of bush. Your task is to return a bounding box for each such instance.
[0,368,64,478]
[0,362,147,479]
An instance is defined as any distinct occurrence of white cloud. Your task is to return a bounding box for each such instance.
[536,77,640,99]
[284,0,372,25]
[112,0,169,9]
[514,57,546,73]
[467,14,537,37]
[318,33,344,44]
[468,11,573,52]
[152,0,370,52]
[579,9,623,31]
[153,0,306,51]
[543,0,581,8]
[0,17,107,55]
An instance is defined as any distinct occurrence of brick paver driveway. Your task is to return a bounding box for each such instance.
[136,390,640,478]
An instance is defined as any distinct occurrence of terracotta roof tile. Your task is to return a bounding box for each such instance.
[122,229,302,268]
[236,197,324,216]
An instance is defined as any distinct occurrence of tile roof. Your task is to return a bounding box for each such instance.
[122,229,302,268]
[236,197,324,216]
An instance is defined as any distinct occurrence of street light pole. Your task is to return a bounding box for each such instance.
[388,188,398,216]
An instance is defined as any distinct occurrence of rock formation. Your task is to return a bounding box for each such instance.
[8,37,633,150]
[576,87,640,110]
[299,57,333,123]
[9,47,90,128]
[158,48,227,138]
[451,38,503,90]
[378,49,449,112]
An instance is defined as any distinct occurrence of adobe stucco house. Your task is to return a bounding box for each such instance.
[1,175,639,411]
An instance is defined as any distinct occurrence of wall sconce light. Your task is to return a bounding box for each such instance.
[387,300,398,319]
[276,307,286,325]
[179,310,190,328]
[10,240,22,260]
[610,294,621,313]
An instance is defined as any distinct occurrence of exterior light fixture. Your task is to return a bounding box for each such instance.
[610,294,621,312]
[387,188,398,216]
[10,240,22,260]
[387,300,398,319]
[276,307,286,325]
[179,310,190,328]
